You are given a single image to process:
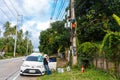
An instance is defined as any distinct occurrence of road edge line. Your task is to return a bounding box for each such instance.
[12,72,19,80]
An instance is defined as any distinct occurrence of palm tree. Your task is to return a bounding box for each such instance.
[3,22,16,55]
[3,22,16,37]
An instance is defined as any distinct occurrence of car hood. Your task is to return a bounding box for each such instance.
[22,61,43,66]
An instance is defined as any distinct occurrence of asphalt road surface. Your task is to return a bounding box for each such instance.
[0,57,37,80]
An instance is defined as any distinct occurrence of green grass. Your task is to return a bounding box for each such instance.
[38,68,117,80]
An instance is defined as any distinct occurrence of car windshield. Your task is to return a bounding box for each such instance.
[26,56,43,62]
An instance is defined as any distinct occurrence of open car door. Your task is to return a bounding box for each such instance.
[48,57,57,71]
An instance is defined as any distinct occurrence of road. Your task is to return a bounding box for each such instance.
[0,57,37,80]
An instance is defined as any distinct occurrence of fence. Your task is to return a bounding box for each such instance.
[93,58,120,73]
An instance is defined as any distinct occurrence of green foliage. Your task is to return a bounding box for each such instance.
[39,21,71,55]
[112,14,120,26]
[78,42,97,67]
[4,52,13,58]
[75,0,120,76]
[75,0,120,44]
[100,31,120,77]
[100,31,120,62]
[0,21,34,57]
[0,38,4,50]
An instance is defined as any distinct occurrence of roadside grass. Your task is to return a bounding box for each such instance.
[38,68,117,80]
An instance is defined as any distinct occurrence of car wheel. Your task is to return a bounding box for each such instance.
[20,73,23,76]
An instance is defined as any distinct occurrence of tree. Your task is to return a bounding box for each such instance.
[2,22,15,53]
[78,42,97,68]
[1,21,33,57]
[100,31,120,76]
[39,21,71,56]
[75,0,120,43]
[73,0,120,78]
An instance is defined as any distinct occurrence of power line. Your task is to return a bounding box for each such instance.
[2,0,17,19]
[56,0,64,20]
[0,11,9,24]
[10,0,24,16]
[59,0,69,20]
[61,10,66,20]
[9,0,19,15]
[50,0,69,20]
[57,0,66,20]
[50,0,58,20]
[56,0,69,20]
[9,0,24,29]
[0,7,11,21]
[54,0,63,17]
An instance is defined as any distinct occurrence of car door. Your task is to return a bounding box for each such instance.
[48,57,57,71]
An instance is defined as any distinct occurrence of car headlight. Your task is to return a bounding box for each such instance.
[22,64,30,67]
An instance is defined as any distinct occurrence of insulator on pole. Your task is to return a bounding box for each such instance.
[67,9,70,17]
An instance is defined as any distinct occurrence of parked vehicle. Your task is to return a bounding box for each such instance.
[20,53,45,76]
[20,53,57,76]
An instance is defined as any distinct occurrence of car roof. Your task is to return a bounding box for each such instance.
[29,53,43,56]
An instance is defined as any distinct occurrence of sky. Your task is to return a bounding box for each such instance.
[0,0,69,51]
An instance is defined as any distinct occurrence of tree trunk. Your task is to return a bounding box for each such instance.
[95,53,98,69]
[102,52,105,70]
[106,58,108,71]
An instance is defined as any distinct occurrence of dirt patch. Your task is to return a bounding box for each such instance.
[57,58,68,67]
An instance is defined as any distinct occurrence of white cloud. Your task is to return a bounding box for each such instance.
[21,20,50,49]
[0,0,52,50]
[22,0,50,17]
[21,20,50,32]
[36,21,50,30]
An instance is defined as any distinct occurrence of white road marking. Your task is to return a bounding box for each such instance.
[12,72,20,80]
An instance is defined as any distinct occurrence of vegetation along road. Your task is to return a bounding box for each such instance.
[38,68,117,80]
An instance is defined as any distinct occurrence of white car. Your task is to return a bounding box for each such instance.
[20,53,45,76]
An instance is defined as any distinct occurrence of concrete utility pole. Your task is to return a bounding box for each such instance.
[26,38,29,56]
[70,0,77,65]
[13,15,18,57]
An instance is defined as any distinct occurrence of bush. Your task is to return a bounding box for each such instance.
[4,52,13,58]
[78,42,98,68]
[0,56,4,59]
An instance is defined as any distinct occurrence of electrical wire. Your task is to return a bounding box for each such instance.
[56,0,64,20]
[2,0,17,19]
[0,9,9,25]
[0,7,10,21]
[61,10,66,20]
[59,0,69,20]
[54,0,63,20]
[9,0,22,28]
[50,0,68,20]
[9,0,19,15]
[55,0,69,20]
[57,0,66,20]
[50,0,58,20]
